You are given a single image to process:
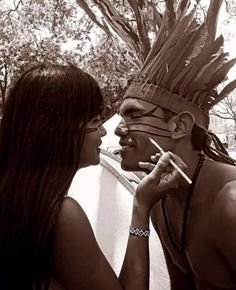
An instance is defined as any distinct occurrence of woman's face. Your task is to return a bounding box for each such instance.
[79,115,107,168]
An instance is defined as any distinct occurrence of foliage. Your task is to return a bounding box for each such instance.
[1,0,137,119]
[83,34,137,121]
[225,0,236,16]
[0,0,82,114]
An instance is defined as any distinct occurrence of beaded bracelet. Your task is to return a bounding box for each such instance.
[129,226,150,237]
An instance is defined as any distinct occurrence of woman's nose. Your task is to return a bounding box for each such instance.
[99,124,107,137]
[114,121,129,136]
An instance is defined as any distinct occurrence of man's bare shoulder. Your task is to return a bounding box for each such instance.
[209,178,236,274]
[212,178,236,217]
[205,159,236,180]
[198,160,236,198]
[204,160,236,218]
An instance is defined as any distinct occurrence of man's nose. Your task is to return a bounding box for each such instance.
[114,120,129,136]
[100,124,107,137]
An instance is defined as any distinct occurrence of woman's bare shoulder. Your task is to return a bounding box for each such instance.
[53,196,94,246]
[51,196,121,290]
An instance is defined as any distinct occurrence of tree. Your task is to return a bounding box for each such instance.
[0,0,81,113]
[76,0,164,68]
[83,33,137,120]
[0,0,135,119]
[225,0,236,16]
[211,93,236,125]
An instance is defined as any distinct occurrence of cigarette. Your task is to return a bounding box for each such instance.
[149,138,192,184]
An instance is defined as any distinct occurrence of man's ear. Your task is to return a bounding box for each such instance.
[168,111,195,139]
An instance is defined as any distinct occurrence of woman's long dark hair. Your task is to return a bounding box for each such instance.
[0,63,104,289]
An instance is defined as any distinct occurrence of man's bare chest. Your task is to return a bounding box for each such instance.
[156,204,236,288]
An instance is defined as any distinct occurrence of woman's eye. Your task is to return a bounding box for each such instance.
[92,117,101,124]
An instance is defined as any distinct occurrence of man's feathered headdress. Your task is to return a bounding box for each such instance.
[124,0,236,130]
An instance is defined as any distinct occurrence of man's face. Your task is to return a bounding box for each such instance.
[115,98,173,171]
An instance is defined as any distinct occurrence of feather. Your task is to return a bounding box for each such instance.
[169,28,223,92]
[143,14,169,69]
[186,51,227,92]
[210,79,236,107]
[195,90,212,107]
[177,35,224,95]
[164,0,177,28]
[207,57,236,88]
[154,62,169,85]
[162,24,207,88]
[145,13,197,78]
[199,52,229,85]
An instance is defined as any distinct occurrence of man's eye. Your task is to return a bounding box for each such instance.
[130,113,143,118]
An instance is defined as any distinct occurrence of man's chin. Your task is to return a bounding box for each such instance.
[120,160,140,171]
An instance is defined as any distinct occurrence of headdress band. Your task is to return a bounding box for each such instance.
[124,81,209,130]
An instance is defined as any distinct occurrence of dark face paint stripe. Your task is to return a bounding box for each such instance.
[132,107,164,120]
[85,128,97,133]
[128,130,171,138]
[126,122,170,132]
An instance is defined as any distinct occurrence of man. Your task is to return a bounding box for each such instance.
[115,0,236,289]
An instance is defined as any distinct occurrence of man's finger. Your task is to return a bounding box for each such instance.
[139,161,155,171]
[149,152,171,181]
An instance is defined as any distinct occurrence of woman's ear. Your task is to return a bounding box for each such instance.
[168,111,195,139]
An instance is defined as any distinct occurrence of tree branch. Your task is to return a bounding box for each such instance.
[211,111,233,120]
[92,0,143,62]
[127,0,151,60]
[76,0,111,34]
[7,0,23,16]
[93,0,139,41]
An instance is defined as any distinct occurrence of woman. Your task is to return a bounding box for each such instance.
[0,63,185,290]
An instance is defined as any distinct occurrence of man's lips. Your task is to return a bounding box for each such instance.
[120,144,135,152]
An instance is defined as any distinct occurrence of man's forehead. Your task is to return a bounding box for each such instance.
[120,98,158,113]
